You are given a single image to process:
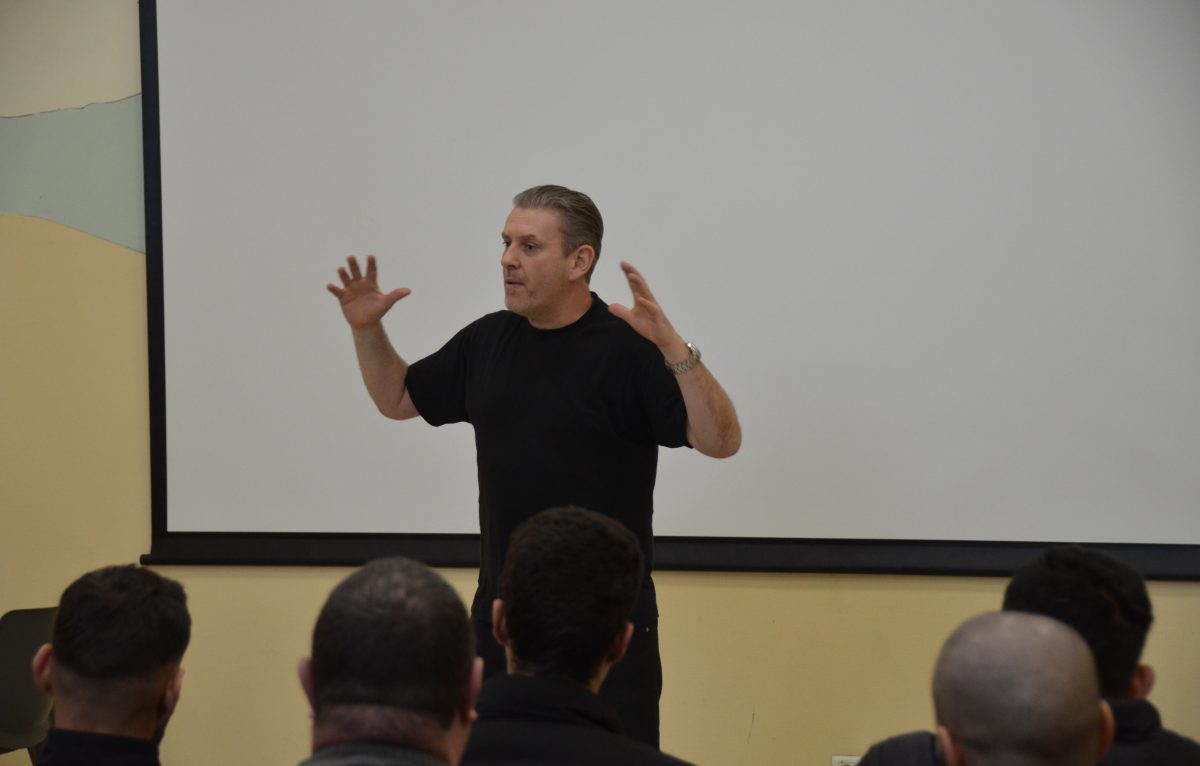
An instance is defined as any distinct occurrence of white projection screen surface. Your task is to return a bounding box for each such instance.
[143,1,1200,573]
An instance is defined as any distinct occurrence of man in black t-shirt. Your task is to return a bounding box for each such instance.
[327,184,741,748]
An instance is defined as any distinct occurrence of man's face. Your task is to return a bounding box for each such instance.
[500,207,578,325]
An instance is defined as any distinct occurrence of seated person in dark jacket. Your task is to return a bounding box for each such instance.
[297,558,483,766]
[32,564,191,766]
[1004,546,1200,766]
[461,506,694,766]
[862,546,1200,766]
[933,611,1114,766]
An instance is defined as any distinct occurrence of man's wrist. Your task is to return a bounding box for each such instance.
[664,342,701,375]
[350,320,386,334]
[659,336,690,365]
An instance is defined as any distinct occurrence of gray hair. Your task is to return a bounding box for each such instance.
[512,185,604,280]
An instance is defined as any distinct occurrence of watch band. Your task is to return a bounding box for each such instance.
[665,342,701,375]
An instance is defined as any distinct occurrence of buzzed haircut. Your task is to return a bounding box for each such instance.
[934,611,1103,766]
[52,565,190,680]
[512,185,604,279]
[1003,545,1153,697]
[499,506,644,684]
[310,557,474,729]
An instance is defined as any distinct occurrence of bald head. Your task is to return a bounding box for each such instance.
[933,612,1111,766]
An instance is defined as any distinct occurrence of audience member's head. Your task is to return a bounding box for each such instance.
[32,564,191,741]
[493,506,644,691]
[1003,545,1155,699]
[933,611,1113,766]
[298,557,481,765]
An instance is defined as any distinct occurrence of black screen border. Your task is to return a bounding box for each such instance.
[138,0,1200,581]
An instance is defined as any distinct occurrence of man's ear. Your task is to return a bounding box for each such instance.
[606,623,635,666]
[936,725,966,766]
[568,245,595,282]
[297,657,317,715]
[1097,699,1116,761]
[160,666,185,720]
[31,644,54,696]
[491,599,509,648]
[460,656,484,724]
[1128,663,1156,700]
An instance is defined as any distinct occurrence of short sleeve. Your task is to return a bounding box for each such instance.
[405,322,475,427]
[638,347,691,449]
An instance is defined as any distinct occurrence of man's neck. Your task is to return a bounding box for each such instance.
[50,707,160,742]
[506,658,611,695]
[525,289,594,330]
[311,716,451,764]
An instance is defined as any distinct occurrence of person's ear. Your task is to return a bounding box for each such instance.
[569,245,595,281]
[491,599,509,648]
[160,666,185,720]
[1097,699,1116,761]
[297,657,317,716]
[461,656,484,724]
[936,725,966,766]
[1128,663,1156,700]
[31,644,54,696]
[606,623,635,666]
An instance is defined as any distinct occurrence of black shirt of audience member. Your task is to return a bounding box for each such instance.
[38,730,161,766]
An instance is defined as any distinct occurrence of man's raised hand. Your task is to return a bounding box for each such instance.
[608,261,689,361]
[327,255,411,328]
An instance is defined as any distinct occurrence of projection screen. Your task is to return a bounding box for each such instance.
[142,1,1200,576]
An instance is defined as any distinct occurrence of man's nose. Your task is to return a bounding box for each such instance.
[500,245,518,268]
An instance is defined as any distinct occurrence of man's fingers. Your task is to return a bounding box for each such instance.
[384,287,412,307]
[326,283,344,299]
[366,254,378,282]
[621,261,657,302]
[338,267,352,286]
[608,303,634,325]
[348,256,363,280]
[633,294,661,318]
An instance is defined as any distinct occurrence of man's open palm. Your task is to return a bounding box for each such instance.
[327,255,411,328]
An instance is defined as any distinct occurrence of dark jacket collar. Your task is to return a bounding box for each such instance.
[1108,698,1162,744]
[475,674,623,734]
[40,728,160,766]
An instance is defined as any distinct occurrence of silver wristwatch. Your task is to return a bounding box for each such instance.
[665,342,701,375]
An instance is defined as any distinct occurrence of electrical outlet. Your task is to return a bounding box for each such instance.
[832,757,861,766]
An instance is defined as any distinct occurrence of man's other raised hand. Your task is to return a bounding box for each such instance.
[327,255,411,328]
[608,261,688,362]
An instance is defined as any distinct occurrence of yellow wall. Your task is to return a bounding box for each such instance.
[2,4,1197,765]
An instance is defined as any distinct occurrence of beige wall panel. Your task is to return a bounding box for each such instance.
[0,0,140,117]
[0,215,150,603]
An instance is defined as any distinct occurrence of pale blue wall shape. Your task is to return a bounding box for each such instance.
[0,95,144,252]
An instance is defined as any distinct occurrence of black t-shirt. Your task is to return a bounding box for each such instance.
[39,729,161,766]
[406,294,689,624]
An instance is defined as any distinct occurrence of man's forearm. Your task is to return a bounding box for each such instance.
[351,322,412,419]
[661,339,741,458]
[677,364,741,458]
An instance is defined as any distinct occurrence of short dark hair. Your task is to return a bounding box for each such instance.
[1003,545,1153,697]
[499,506,643,684]
[512,185,604,280]
[310,558,473,729]
[52,565,190,680]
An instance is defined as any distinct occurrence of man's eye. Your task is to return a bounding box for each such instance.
[523,243,537,252]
